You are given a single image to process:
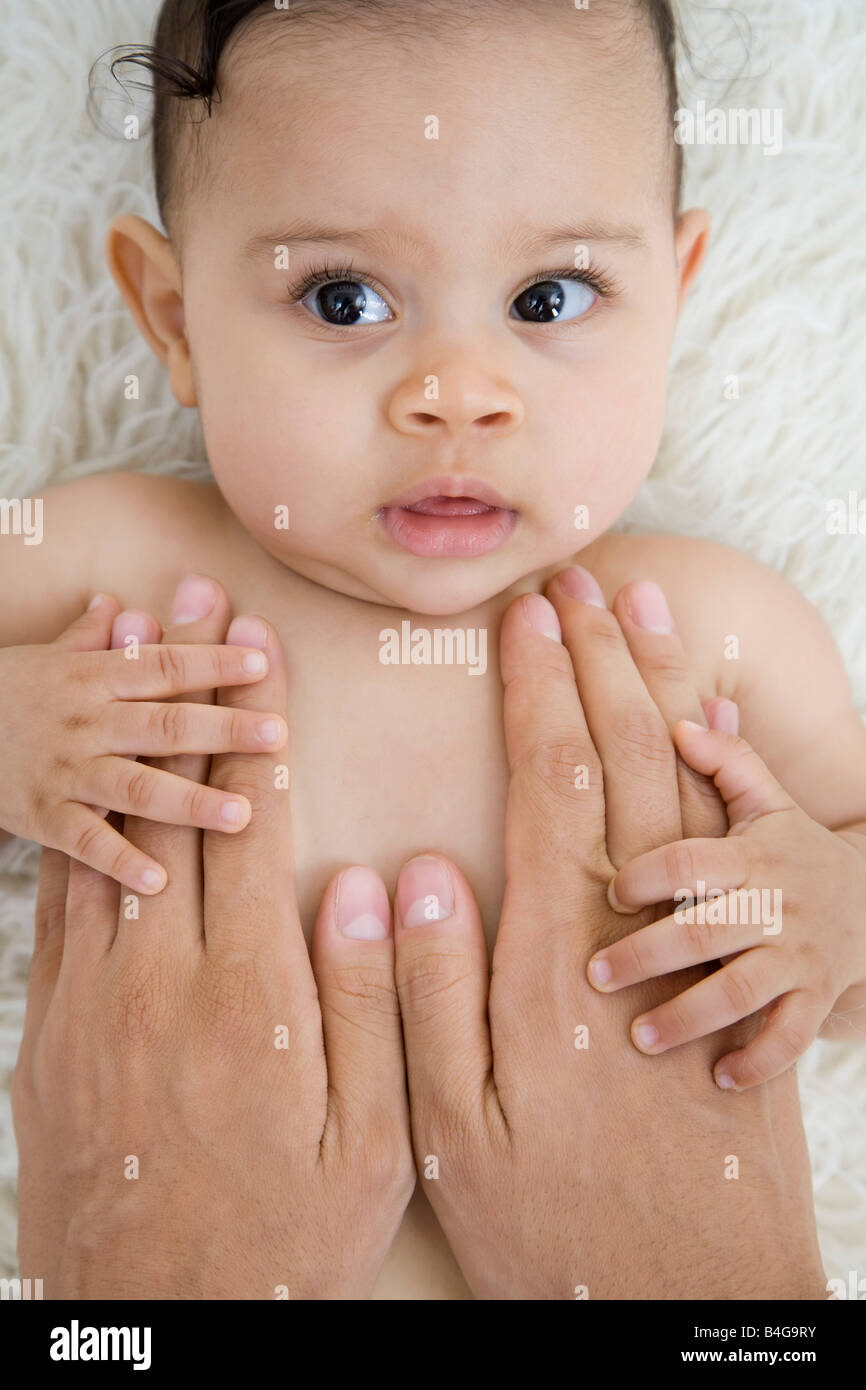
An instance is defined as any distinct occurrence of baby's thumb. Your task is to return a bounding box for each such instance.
[52,593,121,650]
[673,721,795,827]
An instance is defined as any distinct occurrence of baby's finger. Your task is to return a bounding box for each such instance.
[629,950,788,1054]
[100,642,270,700]
[102,699,287,757]
[115,574,234,955]
[713,990,823,1090]
[607,837,750,914]
[51,802,167,895]
[78,757,251,833]
[587,907,767,992]
[673,722,796,828]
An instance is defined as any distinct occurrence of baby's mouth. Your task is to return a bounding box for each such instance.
[401,495,500,518]
[378,478,518,558]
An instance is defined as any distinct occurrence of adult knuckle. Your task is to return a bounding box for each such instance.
[609,705,672,773]
[198,957,264,1033]
[111,962,172,1046]
[328,961,399,1024]
[518,728,592,801]
[396,949,471,1016]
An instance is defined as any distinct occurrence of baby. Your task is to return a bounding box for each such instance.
[3,0,866,1298]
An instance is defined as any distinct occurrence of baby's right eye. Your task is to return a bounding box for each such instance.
[300,278,393,328]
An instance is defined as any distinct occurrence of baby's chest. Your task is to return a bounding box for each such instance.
[282,645,509,950]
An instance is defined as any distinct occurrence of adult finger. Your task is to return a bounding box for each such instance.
[203,617,311,988]
[51,592,121,649]
[546,567,681,866]
[19,849,70,1060]
[498,593,606,947]
[392,853,498,1145]
[312,866,408,1153]
[612,581,728,840]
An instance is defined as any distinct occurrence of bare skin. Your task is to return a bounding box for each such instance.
[12,581,825,1299]
[4,489,860,1294]
[4,3,865,1298]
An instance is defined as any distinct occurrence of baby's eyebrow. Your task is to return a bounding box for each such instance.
[241,217,647,263]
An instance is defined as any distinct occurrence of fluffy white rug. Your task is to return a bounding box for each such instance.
[0,0,864,1289]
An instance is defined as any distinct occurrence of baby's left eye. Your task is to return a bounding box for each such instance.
[510,277,596,324]
[301,279,393,327]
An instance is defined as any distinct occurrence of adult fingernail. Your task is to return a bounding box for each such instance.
[139,866,166,892]
[398,855,455,927]
[626,581,673,633]
[707,699,739,735]
[219,799,249,827]
[111,610,155,649]
[587,954,612,988]
[170,574,217,625]
[256,718,284,746]
[524,593,562,641]
[227,615,268,651]
[335,866,391,939]
[555,565,606,607]
[632,1020,660,1051]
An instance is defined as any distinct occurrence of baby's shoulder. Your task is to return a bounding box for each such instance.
[45,468,233,615]
[582,529,795,699]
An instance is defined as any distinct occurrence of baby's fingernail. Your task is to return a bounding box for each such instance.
[524,593,562,640]
[626,581,673,634]
[606,877,631,913]
[219,799,248,826]
[241,651,268,675]
[707,699,739,735]
[587,954,612,988]
[256,718,283,746]
[715,1070,736,1090]
[555,565,606,607]
[398,855,455,927]
[632,1020,660,1051]
[227,615,268,651]
[335,866,391,939]
[87,592,110,611]
[139,866,166,892]
[170,574,217,625]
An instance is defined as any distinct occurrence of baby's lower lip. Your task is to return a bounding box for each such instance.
[379,496,518,557]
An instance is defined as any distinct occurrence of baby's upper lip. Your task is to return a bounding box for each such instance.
[383,475,513,510]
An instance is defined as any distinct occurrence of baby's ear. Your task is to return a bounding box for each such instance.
[673,207,711,314]
[105,214,196,408]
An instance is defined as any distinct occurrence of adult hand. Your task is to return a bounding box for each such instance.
[13,578,414,1299]
[392,568,825,1300]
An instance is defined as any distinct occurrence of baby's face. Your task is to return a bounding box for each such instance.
[177,7,702,615]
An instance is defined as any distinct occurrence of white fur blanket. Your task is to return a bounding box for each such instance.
[0,0,864,1290]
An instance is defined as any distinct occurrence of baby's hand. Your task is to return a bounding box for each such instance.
[586,721,866,1090]
[0,583,287,893]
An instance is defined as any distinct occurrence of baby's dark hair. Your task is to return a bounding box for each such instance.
[93,0,684,249]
